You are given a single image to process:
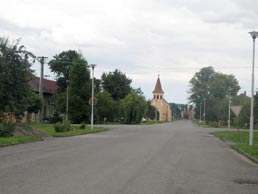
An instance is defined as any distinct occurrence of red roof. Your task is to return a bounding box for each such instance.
[153,77,164,93]
[43,79,57,94]
[29,75,57,95]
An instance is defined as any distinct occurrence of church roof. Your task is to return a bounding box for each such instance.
[153,77,164,93]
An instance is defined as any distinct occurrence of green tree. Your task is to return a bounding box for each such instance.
[68,56,91,123]
[49,50,84,93]
[146,100,156,120]
[26,92,42,114]
[101,69,132,100]
[0,37,35,117]
[95,91,116,122]
[121,92,147,124]
[189,66,240,122]
[49,50,91,123]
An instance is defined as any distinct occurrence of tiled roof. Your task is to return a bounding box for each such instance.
[153,77,164,93]
[29,75,57,95]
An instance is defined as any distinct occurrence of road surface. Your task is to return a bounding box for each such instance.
[0,120,258,194]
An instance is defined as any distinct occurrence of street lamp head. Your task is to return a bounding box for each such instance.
[249,31,258,40]
[90,64,96,69]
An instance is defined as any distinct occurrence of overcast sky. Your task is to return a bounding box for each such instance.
[1,0,258,103]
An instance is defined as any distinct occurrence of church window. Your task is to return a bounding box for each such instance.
[157,95,159,99]
[160,95,163,99]
[154,95,156,99]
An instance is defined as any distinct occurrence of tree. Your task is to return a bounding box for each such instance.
[189,66,240,122]
[0,37,35,117]
[49,50,91,123]
[121,92,147,124]
[101,69,132,100]
[95,91,116,122]
[26,92,42,114]
[49,50,84,93]
[146,100,156,120]
[68,56,91,123]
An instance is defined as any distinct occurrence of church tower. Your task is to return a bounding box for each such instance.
[151,76,172,121]
[153,76,164,101]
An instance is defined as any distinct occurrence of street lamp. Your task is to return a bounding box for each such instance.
[90,64,96,130]
[199,102,202,123]
[226,95,232,128]
[66,80,69,120]
[203,98,206,125]
[249,31,258,146]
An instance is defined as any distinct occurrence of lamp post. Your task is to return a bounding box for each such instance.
[249,31,258,146]
[66,80,69,120]
[226,95,232,128]
[199,102,202,123]
[90,64,96,130]
[203,98,206,125]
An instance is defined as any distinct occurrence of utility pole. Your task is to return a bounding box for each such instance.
[37,56,48,122]
[90,64,96,130]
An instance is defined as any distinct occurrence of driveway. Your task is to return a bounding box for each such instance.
[0,120,257,194]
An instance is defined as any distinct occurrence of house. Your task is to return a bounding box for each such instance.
[151,76,172,121]
[22,75,57,122]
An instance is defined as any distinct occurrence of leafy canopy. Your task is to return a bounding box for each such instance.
[189,66,240,121]
[101,69,132,100]
[0,37,36,117]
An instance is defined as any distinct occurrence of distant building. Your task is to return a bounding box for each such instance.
[150,76,172,121]
[22,75,57,122]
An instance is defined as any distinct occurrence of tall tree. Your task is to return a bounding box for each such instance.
[0,37,35,117]
[146,100,156,120]
[101,69,132,100]
[189,66,240,121]
[95,91,116,122]
[121,92,147,124]
[49,50,91,123]
[49,50,83,93]
[68,56,91,123]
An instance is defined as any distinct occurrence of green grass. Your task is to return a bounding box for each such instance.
[212,130,258,160]
[0,136,41,146]
[232,144,258,159]
[29,123,109,137]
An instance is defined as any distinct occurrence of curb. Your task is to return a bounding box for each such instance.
[230,146,258,164]
[211,134,258,164]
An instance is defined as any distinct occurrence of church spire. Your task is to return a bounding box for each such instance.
[153,76,164,94]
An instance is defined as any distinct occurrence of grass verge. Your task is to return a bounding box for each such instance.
[0,136,41,146]
[211,130,258,161]
[29,123,109,137]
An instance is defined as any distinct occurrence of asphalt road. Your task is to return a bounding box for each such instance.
[0,120,258,194]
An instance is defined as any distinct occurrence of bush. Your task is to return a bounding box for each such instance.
[54,120,71,132]
[0,112,16,137]
[209,121,219,128]
[48,112,63,124]
[79,122,86,129]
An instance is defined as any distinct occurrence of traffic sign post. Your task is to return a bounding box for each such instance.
[230,106,243,141]
[89,97,97,106]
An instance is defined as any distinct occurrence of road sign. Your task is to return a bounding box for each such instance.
[230,106,242,117]
[89,97,97,106]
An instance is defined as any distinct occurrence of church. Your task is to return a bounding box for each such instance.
[151,76,172,121]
